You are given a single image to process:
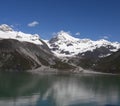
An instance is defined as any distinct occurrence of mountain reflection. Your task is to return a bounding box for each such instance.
[0,73,120,106]
[43,75,120,106]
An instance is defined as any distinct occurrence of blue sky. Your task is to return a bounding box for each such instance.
[0,0,120,41]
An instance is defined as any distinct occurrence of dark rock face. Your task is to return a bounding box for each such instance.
[0,39,46,71]
[92,49,120,73]
[67,46,113,68]
[0,51,40,71]
[78,46,113,59]
[67,47,120,73]
[69,49,120,73]
[0,39,74,72]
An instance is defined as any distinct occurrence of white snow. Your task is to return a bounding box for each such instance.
[0,24,13,31]
[48,31,120,57]
[54,30,80,41]
[98,53,111,58]
[0,24,42,45]
[0,24,119,57]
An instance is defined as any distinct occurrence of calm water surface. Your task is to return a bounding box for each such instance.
[0,72,120,106]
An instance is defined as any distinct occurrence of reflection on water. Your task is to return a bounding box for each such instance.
[0,72,120,106]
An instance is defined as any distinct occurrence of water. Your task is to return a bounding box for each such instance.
[0,72,120,106]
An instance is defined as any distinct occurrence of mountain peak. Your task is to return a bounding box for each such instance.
[98,39,110,43]
[0,24,43,45]
[0,24,13,32]
[48,31,120,57]
[54,30,79,41]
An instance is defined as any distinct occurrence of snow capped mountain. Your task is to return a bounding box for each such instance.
[0,24,42,45]
[1,24,119,58]
[0,25,76,72]
[51,30,80,41]
[0,24,13,32]
[48,31,120,57]
[0,24,120,73]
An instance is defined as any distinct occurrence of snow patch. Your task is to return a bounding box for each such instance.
[48,31,120,57]
[0,24,42,45]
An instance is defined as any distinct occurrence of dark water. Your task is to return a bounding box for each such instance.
[0,72,120,106]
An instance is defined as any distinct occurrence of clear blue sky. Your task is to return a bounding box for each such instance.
[0,0,120,41]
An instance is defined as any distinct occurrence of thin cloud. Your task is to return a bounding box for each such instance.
[10,25,14,28]
[103,36,109,39]
[99,35,111,40]
[28,21,39,27]
[75,32,80,36]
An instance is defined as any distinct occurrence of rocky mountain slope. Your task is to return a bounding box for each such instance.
[0,24,120,73]
[47,31,120,73]
[93,49,120,73]
[0,25,75,72]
